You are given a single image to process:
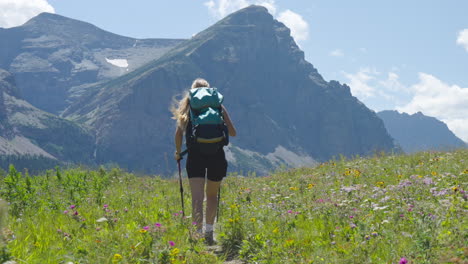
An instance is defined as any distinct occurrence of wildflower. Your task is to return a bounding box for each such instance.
[287,210,293,214]
[155,223,162,227]
[113,253,123,262]
[169,241,175,247]
[376,181,385,187]
[63,210,69,214]
[399,257,408,264]
[69,205,76,209]
[365,235,370,240]
[452,186,458,192]
[139,229,147,234]
[124,208,128,212]
[350,223,357,229]
[289,186,299,191]
[103,204,109,208]
[371,232,378,237]
[170,248,180,256]
[331,241,336,245]
[143,226,150,231]
[349,215,354,219]
[73,211,79,216]
[273,227,279,233]
[308,183,315,189]
[431,171,438,176]
[250,218,256,222]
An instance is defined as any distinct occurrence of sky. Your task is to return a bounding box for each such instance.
[1,0,467,142]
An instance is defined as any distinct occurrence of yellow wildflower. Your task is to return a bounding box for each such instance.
[113,254,123,262]
[139,229,147,234]
[308,183,315,189]
[170,248,180,256]
[376,181,385,187]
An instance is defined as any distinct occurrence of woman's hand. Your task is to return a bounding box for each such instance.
[174,151,181,161]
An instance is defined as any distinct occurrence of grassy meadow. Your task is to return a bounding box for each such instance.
[0,149,467,263]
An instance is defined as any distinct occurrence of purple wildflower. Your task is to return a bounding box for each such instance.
[143,226,150,231]
[103,204,109,208]
[69,205,76,209]
[169,241,175,247]
[63,210,69,214]
[399,257,408,264]
[155,223,161,227]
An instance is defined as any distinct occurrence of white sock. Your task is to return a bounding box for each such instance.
[205,224,214,232]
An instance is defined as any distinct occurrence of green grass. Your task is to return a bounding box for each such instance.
[0,149,467,263]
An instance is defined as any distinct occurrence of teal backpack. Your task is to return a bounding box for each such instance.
[186,87,229,154]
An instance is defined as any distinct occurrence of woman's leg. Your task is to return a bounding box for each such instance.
[189,177,205,232]
[205,179,222,225]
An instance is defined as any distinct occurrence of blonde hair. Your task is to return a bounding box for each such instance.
[171,78,210,130]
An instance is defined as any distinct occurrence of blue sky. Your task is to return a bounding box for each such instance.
[1,0,467,142]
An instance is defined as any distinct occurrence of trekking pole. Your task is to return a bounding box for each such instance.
[177,158,185,217]
[177,150,189,217]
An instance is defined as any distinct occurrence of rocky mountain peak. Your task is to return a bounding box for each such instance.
[217,5,274,26]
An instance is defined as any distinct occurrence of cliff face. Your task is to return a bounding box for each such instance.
[0,12,185,114]
[63,6,396,173]
[378,110,467,153]
[0,68,94,169]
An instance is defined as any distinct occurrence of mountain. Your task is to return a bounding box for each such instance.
[378,110,467,153]
[0,12,185,114]
[0,68,94,172]
[62,6,397,174]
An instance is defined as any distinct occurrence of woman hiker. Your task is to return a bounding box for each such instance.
[172,78,237,245]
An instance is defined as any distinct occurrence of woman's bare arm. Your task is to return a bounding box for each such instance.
[222,105,237,137]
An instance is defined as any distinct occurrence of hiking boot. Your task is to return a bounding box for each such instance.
[205,231,215,245]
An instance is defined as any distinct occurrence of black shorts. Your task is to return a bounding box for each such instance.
[186,148,227,182]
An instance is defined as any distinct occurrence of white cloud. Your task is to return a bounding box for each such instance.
[456,29,468,51]
[204,0,309,43]
[397,73,468,142]
[330,49,344,57]
[277,9,309,42]
[343,68,380,98]
[0,0,54,28]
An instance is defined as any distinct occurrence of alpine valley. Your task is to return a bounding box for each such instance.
[2,5,450,175]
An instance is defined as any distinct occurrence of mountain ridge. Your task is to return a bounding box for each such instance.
[378,110,466,153]
[0,12,186,114]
